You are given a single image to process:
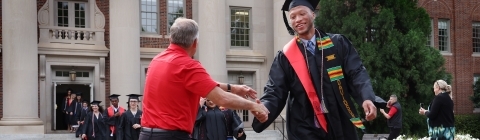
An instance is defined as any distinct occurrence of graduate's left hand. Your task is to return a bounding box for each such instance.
[132,124,141,129]
[362,100,377,121]
[231,85,257,99]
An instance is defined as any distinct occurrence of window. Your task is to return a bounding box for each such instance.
[473,22,480,53]
[230,7,251,47]
[55,71,89,77]
[167,0,185,33]
[475,74,480,84]
[56,1,87,28]
[438,20,450,52]
[427,19,433,47]
[141,0,158,33]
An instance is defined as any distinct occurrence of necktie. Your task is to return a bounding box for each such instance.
[306,41,315,55]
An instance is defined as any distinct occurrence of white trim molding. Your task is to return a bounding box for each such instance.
[140,48,165,59]
[226,50,266,63]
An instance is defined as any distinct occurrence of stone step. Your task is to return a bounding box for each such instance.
[244,130,285,140]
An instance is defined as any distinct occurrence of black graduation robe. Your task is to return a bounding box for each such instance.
[193,106,246,140]
[252,29,376,140]
[81,112,108,140]
[118,109,143,140]
[105,107,126,140]
[76,107,90,137]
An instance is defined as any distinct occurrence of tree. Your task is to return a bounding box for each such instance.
[315,0,451,136]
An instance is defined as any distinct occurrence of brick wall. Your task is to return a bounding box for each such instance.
[140,0,193,48]
[419,0,480,114]
[95,0,111,106]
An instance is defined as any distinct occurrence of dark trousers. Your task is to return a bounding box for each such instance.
[387,127,401,140]
[139,130,190,140]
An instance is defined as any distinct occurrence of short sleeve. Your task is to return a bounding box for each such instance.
[184,61,218,97]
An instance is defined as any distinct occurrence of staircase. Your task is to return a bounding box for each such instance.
[245,130,284,140]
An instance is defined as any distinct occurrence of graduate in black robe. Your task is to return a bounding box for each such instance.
[66,92,78,132]
[105,94,126,140]
[193,98,246,140]
[76,100,90,138]
[81,101,108,140]
[118,94,143,140]
[252,0,378,139]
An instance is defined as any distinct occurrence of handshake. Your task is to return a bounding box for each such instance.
[228,84,269,123]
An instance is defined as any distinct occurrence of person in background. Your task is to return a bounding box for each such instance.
[140,17,269,140]
[119,94,144,140]
[66,92,78,132]
[193,98,246,140]
[63,88,73,131]
[81,101,108,140]
[76,100,90,138]
[106,94,126,140]
[380,95,402,140]
[73,92,83,133]
[419,80,455,140]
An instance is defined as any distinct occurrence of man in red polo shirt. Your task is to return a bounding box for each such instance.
[140,17,269,140]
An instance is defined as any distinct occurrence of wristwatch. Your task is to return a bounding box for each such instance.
[227,84,231,92]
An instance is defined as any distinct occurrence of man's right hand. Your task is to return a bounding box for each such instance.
[251,99,269,123]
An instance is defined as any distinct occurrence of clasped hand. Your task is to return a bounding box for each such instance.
[251,99,269,123]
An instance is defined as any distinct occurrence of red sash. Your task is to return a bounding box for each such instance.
[107,106,125,135]
[283,38,328,132]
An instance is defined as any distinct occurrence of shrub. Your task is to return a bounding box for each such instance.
[456,114,480,138]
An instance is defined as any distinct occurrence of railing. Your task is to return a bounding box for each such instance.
[39,26,105,46]
[273,115,288,140]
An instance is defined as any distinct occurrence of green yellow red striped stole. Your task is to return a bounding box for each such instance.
[350,118,366,129]
[327,66,345,82]
[295,35,334,50]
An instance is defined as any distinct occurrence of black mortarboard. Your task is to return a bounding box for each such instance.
[281,0,320,35]
[90,100,102,105]
[82,100,89,103]
[109,94,121,100]
[126,94,143,101]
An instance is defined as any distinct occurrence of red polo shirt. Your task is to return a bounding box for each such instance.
[141,44,218,134]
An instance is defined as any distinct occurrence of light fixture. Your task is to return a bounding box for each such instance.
[238,71,244,85]
[69,67,76,81]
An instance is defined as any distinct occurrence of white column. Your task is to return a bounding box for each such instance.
[273,0,294,54]
[198,0,227,82]
[0,0,44,134]
[109,0,140,108]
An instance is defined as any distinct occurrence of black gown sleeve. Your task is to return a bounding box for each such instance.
[425,95,444,119]
[231,110,245,140]
[252,51,290,133]
[336,34,376,105]
[117,112,126,140]
[81,113,90,136]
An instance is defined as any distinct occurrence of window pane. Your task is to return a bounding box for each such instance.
[57,2,69,27]
[438,20,449,51]
[83,72,89,77]
[230,8,251,47]
[63,71,69,77]
[56,71,62,77]
[141,0,158,33]
[168,0,185,33]
[474,22,480,53]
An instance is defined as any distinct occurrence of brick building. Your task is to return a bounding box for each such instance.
[418,0,480,114]
[0,0,478,137]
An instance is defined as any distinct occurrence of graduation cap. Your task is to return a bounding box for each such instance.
[281,0,320,35]
[90,100,102,105]
[109,94,121,100]
[126,94,143,100]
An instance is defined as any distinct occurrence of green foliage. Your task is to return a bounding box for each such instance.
[315,0,451,136]
[471,79,480,108]
[456,114,480,138]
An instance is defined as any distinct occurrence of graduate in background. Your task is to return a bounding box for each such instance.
[193,98,245,140]
[81,101,108,140]
[73,92,83,134]
[66,92,78,132]
[62,89,73,131]
[118,94,143,140]
[106,94,126,140]
[76,100,90,138]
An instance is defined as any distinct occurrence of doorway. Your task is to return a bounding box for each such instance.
[54,84,91,131]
